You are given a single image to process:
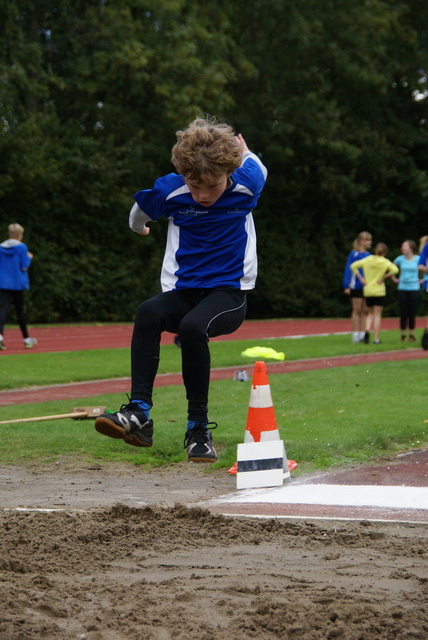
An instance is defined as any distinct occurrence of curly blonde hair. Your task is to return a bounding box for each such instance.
[171,117,242,181]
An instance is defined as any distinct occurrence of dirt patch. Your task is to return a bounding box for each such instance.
[1,461,427,639]
[0,460,236,511]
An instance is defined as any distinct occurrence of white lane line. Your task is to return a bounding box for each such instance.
[208,484,428,510]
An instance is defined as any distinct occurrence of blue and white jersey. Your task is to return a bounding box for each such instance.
[419,242,428,292]
[130,152,267,291]
[342,249,371,290]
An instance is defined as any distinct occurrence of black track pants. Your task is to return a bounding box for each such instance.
[130,288,247,422]
[397,290,420,331]
[0,289,29,338]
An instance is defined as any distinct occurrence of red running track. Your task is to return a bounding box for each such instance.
[0,317,405,355]
[0,318,427,406]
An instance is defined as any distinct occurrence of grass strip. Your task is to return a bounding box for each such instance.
[0,360,426,474]
[0,329,423,390]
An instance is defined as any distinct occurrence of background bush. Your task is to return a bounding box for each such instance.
[1,0,427,322]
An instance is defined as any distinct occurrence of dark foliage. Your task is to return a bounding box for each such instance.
[1,0,427,321]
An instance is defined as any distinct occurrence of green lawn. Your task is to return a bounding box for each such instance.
[0,328,422,388]
[0,329,426,474]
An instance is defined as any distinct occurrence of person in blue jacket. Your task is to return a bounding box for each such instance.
[343,231,372,343]
[0,223,37,350]
[95,116,267,463]
[418,235,428,350]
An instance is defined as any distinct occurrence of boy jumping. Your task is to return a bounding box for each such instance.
[95,117,267,462]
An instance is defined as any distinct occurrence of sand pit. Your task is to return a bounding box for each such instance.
[1,462,427,640]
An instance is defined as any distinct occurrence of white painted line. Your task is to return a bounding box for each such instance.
[217,514,428,525]
[264,332,350,340]
[3,507,66,512]
[209,484,428,510]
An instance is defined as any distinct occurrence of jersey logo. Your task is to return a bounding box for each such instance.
[177,207,208,216]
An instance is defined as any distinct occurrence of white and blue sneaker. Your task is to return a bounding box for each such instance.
[24,337,37,349]
[95,402,153,447]
[184,422,218,463]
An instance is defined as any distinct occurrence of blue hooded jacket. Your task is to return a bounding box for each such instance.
[0,240,32,290]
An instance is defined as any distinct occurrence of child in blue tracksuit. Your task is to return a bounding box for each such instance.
[95,117,267,462]
[419,236,428,349]
[342,231,372,342]
[0,223,37,350]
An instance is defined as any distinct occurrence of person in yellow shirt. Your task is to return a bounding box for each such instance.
[351,243,399,344]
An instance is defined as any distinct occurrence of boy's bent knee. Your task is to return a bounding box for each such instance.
[135,299,165,329]
[178,318,207,344]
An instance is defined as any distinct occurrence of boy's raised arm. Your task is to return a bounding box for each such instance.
[129,203,152,236]
[235,133,249,156]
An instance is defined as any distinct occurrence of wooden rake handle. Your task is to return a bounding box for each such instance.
[0,412,89,425]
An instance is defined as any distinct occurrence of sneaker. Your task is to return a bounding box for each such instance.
[401,335,406,342]
[184,422,218,463]
[23,337,37,349]
[0,340,6,350]
[95,402,153,447]
[408,334,416,343]
[373,339,382,344]
[363,331,370,344]
[422,330,428,351]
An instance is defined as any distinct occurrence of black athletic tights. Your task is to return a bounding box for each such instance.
[130,288,247,423]
[397,290,420,331]
[0,289,29,338]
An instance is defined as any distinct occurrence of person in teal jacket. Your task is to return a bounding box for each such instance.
[351,242,399,344]
[0,223,37,350]
[391,240,421,342]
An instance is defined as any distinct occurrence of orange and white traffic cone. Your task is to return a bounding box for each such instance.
[244,360,280,443]
[228,361,297,477]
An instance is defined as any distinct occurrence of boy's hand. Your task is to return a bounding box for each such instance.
[235,133,249,155]
[136,226,150,236]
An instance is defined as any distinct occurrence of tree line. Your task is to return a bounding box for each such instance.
[1,0,427,322]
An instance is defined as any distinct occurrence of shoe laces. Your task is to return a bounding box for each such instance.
[184,421,217,447]
[120,401,139,413]
[119,401,150,424]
